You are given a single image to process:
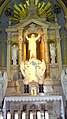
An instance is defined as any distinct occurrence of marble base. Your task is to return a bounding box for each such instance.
[5,80,20,96]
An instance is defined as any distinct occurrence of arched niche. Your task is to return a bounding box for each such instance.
[23,23,43,61]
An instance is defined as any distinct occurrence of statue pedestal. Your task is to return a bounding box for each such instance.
[44,77,53,94]
[5,80,20,96]
[44,76,53,84]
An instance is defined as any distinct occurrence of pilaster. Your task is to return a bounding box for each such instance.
[24,42,26,61]
[41,36,45,60]
[56,29,62,74]
[18,29,23,65]
[43,29,50,77]
[7,32,11,81]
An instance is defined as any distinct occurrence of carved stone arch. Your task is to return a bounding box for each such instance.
[12,42,18,46]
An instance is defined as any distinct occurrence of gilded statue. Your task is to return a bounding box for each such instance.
[25,33,41,58]
[20,58,46,82]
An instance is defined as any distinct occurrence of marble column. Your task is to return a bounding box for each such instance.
[18,29,23,65]
[44,29,50,77]
[36,41,40,59]
[24,42,26,61]
[56,29,62,74]
[41,35,45,60]
[7,32,11,81]
[40,40,42,60]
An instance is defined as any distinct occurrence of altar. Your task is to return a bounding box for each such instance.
[2,0,65,119]
[3,96,65,119]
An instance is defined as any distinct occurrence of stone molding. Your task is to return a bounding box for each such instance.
[4,95,62,102]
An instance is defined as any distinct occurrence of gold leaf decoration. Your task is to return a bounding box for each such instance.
[10,0,55,22]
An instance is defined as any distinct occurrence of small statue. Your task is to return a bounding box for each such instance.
[64,69,67,80]
[3,71,8,79]
[61,69,67,80]
[0,71,2,80]
[0,71,3,81]
[50,43,56,63]
[61,69,67,96]
[12,45,18,65]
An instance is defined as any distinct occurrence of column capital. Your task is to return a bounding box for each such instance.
[42,29,48,43]
[41,35,48,42]
[18,28,24,32]
[18,29,22,34]
[55,29,61,42]
[7,40,12,45]
[18,38,23,43]
[43,28,48,32]
[44,37,48,42]
[55,28,59,33]
[7,31,11,35]
[55,29,60,34]
[18,29,23,42]
[56,38,61,43]
[7,32,12,45]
